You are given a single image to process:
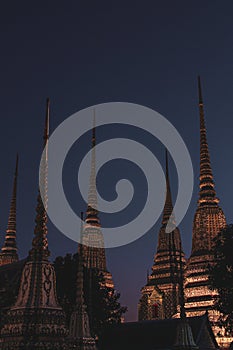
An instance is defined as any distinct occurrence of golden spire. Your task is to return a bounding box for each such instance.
[198,76,218,206]
[29,98,50,261]
[0,155,19,264]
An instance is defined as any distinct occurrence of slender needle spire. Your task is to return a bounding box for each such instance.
[173,240,198,350]
[198,76,218,206]
[198,75,203,105]
[76,213,85,307]
[78,212,84,260]
[178,239,186,320]
[43,97,50,148]
[92,109,96,149]
[86,109,100,226]
[162,150,176,229]
[29,98,50,261]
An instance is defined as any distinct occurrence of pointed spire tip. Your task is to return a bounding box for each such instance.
[162,148,175,228]
[165,148,169,178]
[30,98,50,261]
[15,154,19,177]
[92,108,96,149]
[44,98,50,145]
[198,75,203,105]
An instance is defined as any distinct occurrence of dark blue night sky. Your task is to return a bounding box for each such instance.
[0,1,233,321]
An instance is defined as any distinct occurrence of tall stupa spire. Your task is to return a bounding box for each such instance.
[0,99,68,349]
[187,77,226,257]
[198,76,218,206]
[0,155,19,266]
[184,78,227,347]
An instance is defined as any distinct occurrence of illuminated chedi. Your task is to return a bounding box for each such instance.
[0,155,19,266]
[82,116,114,289]
[138,151,185,320]
[0,100,68,350]
[184,78,226,315]
[184,78,231,347]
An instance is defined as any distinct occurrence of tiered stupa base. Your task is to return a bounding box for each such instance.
[0,307,68,349]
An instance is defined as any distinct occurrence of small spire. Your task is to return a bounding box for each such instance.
[0,155,19,264]
[29,98,50,261]
[78,211,84,255]
[198,75,203,105]
[173,318,199,350]
[69,226,97,347]
[76,232,85,307]
[169,229,180,312]
[162,150,175,228]
[173,240,199,349]
[44,98,50,147]
[80,211,84,239]
[86,109,100,226]
[178,240,186,320]
[88,267,93,330]
[197,77,218,206]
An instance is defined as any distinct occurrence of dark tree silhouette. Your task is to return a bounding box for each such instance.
[54,253,78,325]
[209,224,233,334]
[84,269,127,338]
[53,253,127,337]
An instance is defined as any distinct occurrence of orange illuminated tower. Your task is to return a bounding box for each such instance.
[82,114,113,289]
[0,156,19,266]
[138,151,185,320]
[185,78,226,315]
[0,99,68,349]
[184,77,229,347]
